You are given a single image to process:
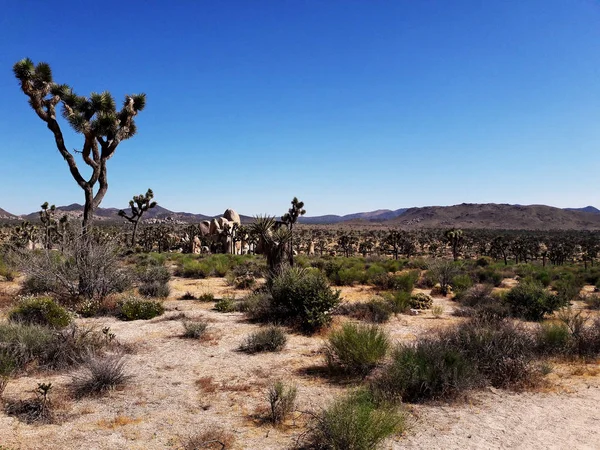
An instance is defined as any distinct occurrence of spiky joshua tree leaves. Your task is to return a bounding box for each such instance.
[13,58,146,234]
[281,197,306,266]
[118,189,157,247]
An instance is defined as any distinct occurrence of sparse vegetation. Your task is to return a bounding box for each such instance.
[70,354,131,397]
[240,326,287,353]
[116,296,164,320]
[182,320,209,339]
[267,381,297,424]
[325,323,389,377]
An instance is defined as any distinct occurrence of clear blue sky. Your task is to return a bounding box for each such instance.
[1,0,599,216]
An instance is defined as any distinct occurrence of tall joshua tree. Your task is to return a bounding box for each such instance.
[13,58,146,234]
[118,189,157,247]
[444,228,464,261]
[281,197,306,266]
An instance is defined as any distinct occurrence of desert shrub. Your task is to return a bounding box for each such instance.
[138,281,170,298]
[179,291,197,300]
[197,292,215,302]
[372,271,418,292]
[455,284,494,307]
[269,267,341,333]
[0,253,17,281]
[17,237,132,302]
[431,305,444,318]
[137,265,171,284]
[371,341,476,403]
[8,296,71,329]
[214,296,236,313]
[504,280,566,321]
[117,296,164,320]
[336,299,393,323]
[537,321,570,355]
[184,426,236,450]
[70,354,131,397]
[384,290,411,314]
[5,382,54,424]
[409,293,433,310]
[238,291,272,318]
[306,389,404,450]
[440,319,536,388]
[427,259,461,296]
[475,267,503,287]
[240,326,287,353]
[0,323,115,373]
[267,381,297,424]
[537,309,600,357]
[450,274,473,296]
[177,259,211,278]
[583,293,600,310]
[325,323,389,377]
[182,320,209,339]
[552,274,584,304]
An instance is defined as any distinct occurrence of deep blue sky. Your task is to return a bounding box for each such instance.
[1,0,599,216]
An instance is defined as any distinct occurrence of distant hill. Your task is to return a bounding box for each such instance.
[300,208,408,224]
[381,203,600,230]
[0,208,17,220]
[564,206,600,214]
[3,203,600,229]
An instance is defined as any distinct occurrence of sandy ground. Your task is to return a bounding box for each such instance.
[0,277,598,449]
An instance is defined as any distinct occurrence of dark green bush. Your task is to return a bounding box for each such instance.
[117,296,164,320]
[384,290,411,314]
[240,326,287,353]
[8,296,71,329]
[197,292,215,302]
[269,267,340,333]
[504,281,566,321]
[475,267,503,287]
[536,310,600,357]
[306,389,404,450]
[325,323,389,377]
[138,265,171,285]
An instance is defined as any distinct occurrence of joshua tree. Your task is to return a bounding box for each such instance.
[281,197,306,266]
[249,215,291,272]
[118,189,157,247]
[444,228,464,261]
[39,202,57,249]
[13,58,146,234]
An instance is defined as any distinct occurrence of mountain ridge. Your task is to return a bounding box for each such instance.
[1,203,599,229]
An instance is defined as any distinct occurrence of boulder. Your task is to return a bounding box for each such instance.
[308,241,315,256]
[223,208,241,225]
[199,221,211,236]
[209,218,222,235]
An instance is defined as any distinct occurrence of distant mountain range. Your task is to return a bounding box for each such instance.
[1,203,599,230]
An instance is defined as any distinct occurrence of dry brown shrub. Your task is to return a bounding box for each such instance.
[184,426,236,450]
[196,376,218,393]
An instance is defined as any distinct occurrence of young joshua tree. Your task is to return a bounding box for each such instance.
[281,197,306,266]
[118,189,157,247]
[13,58,146,234]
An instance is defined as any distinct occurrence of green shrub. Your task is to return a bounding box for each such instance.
[240,326,287,353]
[455,284,494,307]
[409,293,433,310]
[238,291,272,317]
[325,323,389,377]
[537,321,570,354]
[451,274,473,296]
[475,267,503,287]
[8,296,71,329]
[266,381,297,424]
[117,296,164,320]
[536,309,600,357]
[269,267,341,333]
[307,389,404,450]
[373,271,418,292]
[371,341,476,403]
[197,292,215,302]
[214,296,236,313]
[0,323,115,374]
[384,290,411,314]
[583,293,600,310]
[552,275,584,304]
[182,320,209,339]
[504,281,566,321]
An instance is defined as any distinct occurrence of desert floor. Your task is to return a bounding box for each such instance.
[0,277,598,450]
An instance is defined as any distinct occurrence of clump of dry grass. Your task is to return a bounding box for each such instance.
[184,426,236,449]
[70,354,132,397]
